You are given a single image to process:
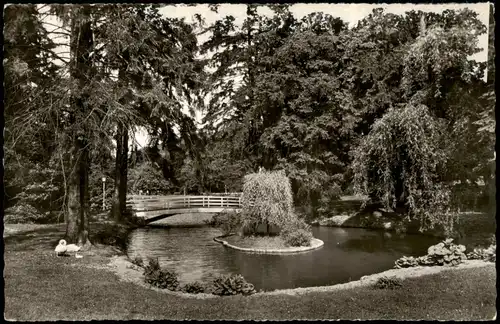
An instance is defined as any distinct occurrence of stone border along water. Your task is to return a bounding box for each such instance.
[213,235,325,254]
[108,255,492,299]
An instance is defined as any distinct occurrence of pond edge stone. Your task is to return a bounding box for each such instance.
[214,235,324,254]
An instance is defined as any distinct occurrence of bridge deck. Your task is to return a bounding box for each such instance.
[127,194,242,224]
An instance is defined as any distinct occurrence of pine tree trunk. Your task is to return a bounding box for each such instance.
[119,129,129,218]
[111,123,129,222]
[78,138,90,245]
[111,125,123,221]
[66,137,80,243]
[65,129,90,246]
[65,7,93,246]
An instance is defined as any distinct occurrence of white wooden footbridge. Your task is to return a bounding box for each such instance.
[126,194,242,224]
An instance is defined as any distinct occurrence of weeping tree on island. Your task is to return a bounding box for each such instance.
[240,170,296,235]
[239,170,313,246]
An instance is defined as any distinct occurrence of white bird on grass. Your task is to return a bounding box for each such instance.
[54,239,81,257]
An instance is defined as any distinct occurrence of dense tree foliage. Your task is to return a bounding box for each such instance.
[4,4,204,242]
[198,6,494,230]
[4,5,67,222]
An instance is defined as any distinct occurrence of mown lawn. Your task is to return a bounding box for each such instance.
[224,234,289,249]
[3,223,497,321]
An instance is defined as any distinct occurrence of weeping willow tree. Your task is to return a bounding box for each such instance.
[241,170,296,235]
[352,12,488,235]
[352,104,456,233]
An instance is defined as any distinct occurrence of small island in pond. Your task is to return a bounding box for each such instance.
[215,235,324,254]
[211,170,323,254]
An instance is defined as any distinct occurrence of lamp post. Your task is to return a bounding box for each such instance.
[102,177,106,211]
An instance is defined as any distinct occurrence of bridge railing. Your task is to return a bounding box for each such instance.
[126,194,243,212]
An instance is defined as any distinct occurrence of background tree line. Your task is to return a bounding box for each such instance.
[4,4,495,242]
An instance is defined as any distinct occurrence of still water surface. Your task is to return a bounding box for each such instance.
[127,226,443,291]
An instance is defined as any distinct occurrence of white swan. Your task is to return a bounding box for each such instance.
[54,240,66,256]
[54,239,81,256]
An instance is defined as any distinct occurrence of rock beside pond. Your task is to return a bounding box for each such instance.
[319,215,351,226]
[317,213,399,232]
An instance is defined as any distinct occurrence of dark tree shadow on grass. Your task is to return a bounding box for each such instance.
[4,222,131,253]
[4,226,66,252]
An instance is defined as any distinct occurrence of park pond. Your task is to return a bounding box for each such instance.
[125,225,487,292]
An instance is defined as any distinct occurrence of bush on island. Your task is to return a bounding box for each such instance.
[281,228,312,247]
[280,218,313,247]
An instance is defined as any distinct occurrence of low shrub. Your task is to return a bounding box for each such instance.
[211,274,256,296]
[182,281,206,294]
[467,244,496,262]
[280,218,313,247]
[395,238,467,268]
[394,255,423,268]
[426,238,467,266]
[131,256,144,267]
[207,210,242,236]
[143,258,179,291]
[281,228,313,247]
[374,276,403,290]
[144,257,160,273]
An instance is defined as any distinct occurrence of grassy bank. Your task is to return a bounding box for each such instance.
[4,223,496,320]
[224,235,288,249]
